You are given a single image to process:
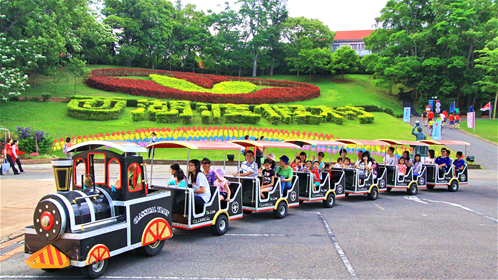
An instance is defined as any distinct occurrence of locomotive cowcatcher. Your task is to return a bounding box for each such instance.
[24,141,173,279]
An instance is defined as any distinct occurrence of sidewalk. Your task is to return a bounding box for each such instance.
[410,117,497,170]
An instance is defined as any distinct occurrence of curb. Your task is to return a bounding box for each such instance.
[457,128,498,146]
[0,230,24,245]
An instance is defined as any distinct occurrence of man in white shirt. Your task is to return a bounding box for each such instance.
[383,147,397,165]
[233,150,258,178]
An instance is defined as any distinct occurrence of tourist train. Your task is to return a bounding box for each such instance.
[24,139,471,278]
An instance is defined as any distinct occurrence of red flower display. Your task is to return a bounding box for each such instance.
[84,68,320,104]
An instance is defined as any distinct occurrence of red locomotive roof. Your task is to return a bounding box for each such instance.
[334,30,374,41]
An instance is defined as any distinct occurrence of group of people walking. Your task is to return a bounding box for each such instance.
[1,138,25,175]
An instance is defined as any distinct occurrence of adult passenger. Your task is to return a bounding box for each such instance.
[188,159,211,205]
[201,158,216,185]
[313,151,325,169]
[354,150,363,168]
[402,151,412,167]
[233,150,258,178]
[383,147,397,165]
[425,149,436,164]
[435,148,451,177]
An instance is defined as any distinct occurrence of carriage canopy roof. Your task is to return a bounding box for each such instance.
[284,139,346,147]
[229,140,299,149]
[334,139,389,146]
[376,139,430,147]
[67,140,148,153]
[418,140,471,146]
[147,141,243,150]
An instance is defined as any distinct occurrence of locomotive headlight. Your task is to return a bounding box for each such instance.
[40,212,54,231]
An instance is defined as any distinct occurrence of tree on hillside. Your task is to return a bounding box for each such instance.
[66,57,90,94]
[331,45,359,80]
[301,47,333,81]
[103,0,175,69]
[475,37,498,120]
[281,17,335,49]
[365,0,497,108]
[286,36,313,76]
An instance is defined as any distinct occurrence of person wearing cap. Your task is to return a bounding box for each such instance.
[276,155,293,195]
[233,150,258,178]
[265,153,277,171]
[214,168,231,202]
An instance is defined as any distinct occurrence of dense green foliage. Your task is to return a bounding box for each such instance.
[149,74,257,94]
[363,0,498,109]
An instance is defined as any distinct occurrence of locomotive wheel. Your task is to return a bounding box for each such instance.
[323,193,335,208]
[81,259,107,279]
[273,201,288,219]
[427,185,435,190]
[407,183,418,195]
[136,240,165,256]
[448,180,459,192]
[368,187,379,200]
[211,214,229,236]
[386,187,392,192]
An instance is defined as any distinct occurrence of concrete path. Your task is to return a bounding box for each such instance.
[410,117,497,170]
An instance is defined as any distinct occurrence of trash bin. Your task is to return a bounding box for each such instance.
[51,159,73,192]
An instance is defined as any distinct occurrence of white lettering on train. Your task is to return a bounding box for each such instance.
[133,206,170,225]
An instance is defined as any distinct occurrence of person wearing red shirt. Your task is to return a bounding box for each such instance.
[11,140,24,173]
[442,111,449,127]
[448,113,455,130]
[428,111,434,122]
[455,114,461,129]
[3,138,19,175]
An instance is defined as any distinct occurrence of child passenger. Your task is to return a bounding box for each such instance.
[168,171,187,188]
[398,157,407,180]
[343,158,352,168]
[214,168,231,202]
[453,151,466,173]
[302,160,312,173]
[260,159,275,198]
[311,161,321,191]
[290,157,301,171]
[412,154,422,177]
[334,157,343,168]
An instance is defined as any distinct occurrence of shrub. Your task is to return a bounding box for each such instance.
[41,93,52,102]
[156,110,179,123]
[201,110,211,124]
[28,96,40,102]
[131,107,146,121]
[147,101,168,121]
[329,111,345,125]
[15,126,54,155]
[67,98,126,121]
[273,105,292,124]
[8,95,20,101]
[358,112,374,124]
[344,111,356,120]
[260,104,282,125]
[212,104,221,123]
[224,112,261,124]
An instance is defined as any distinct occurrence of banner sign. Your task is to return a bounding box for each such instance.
[467,112,475,128]
[434,100,441,114]
[449,101,456,113]
[428,100,434,110]
[432,120,442,140]
[403,107,411,123]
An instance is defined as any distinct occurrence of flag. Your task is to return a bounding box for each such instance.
[403,107,411,123]
[480,102,491,111]
[449,101,456,113]
[432,120,442,140]
[467,112,475,128]
[428,100,434,110]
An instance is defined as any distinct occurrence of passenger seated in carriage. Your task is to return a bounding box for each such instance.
[276,155,293,195]
[233,150,258,178]
[354,150,363,168]
[201,158,216,185]
[357,152,375,185]
[435,148,451,177]
[188,160,211,205]
[398,158,407,180]
[310,160,321,191]
[333,157,342,168]
[291,151,307,167]
[169,163,184,182]
[265,153,277,172]
[343,157,352,168]
[260,159,275,199]
[290,156,302,171]
[302,160,312,173]
[453,151,465,174]
[402,151,412,167]
[384,147,397,165]
[115,163,142,191]
[168,171,187,188]
[412,154,422,177]
[213,168,231,202]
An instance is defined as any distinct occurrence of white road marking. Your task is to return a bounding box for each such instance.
[374,203,385,211]
[403,196,430,205]
[424,198,498,224]
[0,276,310,280]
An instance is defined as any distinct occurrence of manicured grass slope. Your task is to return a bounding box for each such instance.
[20,65,403,114]
[461,119,498,143]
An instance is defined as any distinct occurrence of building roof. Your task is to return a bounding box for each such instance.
[334,30,374,41]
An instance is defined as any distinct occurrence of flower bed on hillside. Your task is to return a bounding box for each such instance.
[84,68,320,104]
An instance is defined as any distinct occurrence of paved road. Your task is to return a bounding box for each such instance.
[410,117,497,170]
[1,166,497,279]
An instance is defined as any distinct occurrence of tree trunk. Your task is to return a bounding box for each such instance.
[341,69,344,80]
[309,71,311,81]
[456,85,461,106]
[270,55,275,76]
[74,79,77,94]
[297,69,299,76]
[35,134,39,154]
[252,49,258,78]
[238,67,241,77]
[494,90,498,120]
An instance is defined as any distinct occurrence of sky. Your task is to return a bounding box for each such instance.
[181,0,388,31]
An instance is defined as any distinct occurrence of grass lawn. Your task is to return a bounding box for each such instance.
[0,101,414,160]
[461,119,498,143]
[19,65,404,115]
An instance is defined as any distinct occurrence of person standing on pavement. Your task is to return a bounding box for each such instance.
[0,141,4,175]
[11,140,24,173]
[4,138,19,175]
[147,132,157,160]
[455,113,461,129]
[422,110,428,126]
[63,137,74,159]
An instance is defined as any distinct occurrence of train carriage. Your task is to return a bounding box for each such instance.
[333,139,388,200]
[146,141,244,235]
[376,139,430,195]
[228,140,300,218]
[284,140,348,207]
[418,140,471,192]
[24,141,174,279]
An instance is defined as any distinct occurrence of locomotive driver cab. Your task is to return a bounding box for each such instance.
[67,140,149,201]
